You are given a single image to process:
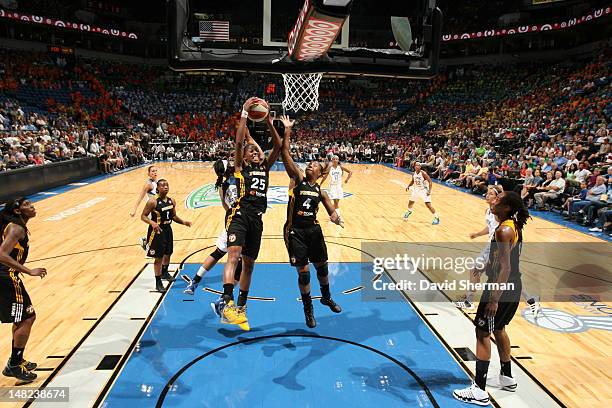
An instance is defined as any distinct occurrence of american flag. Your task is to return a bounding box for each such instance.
[199,20,230,41]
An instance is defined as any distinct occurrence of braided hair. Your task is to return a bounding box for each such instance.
[499,191,530,238]
[213,159,226,190]
[0,198,28,236]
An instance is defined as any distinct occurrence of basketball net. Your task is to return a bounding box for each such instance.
[281,73,323,112]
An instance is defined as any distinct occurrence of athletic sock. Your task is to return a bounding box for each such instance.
[320,284,331,299]
[466,290,475,303]
[161,264,169,274]
[301,292,312,307]
[237,290,249,307]
[222,283,234,302]
[155,275,162,285]
[501,361,512,378]
[193,275,202,284]
[475,359,490,390]
[196,265,208,279]
[10,345,24,366]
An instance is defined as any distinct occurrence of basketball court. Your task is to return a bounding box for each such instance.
[0,162,609,407]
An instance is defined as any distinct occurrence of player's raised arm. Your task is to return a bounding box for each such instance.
[321,190,344,227]
[278,115,302,181]
[236,97,258,171]
[264,116,282,171]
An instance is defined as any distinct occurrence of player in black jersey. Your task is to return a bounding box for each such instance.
[182,159,243,295]
[219,97,282,329]
[0,198,47,383]
[453,192,530,406]
[141,179,192,292]
[278,116,344,328]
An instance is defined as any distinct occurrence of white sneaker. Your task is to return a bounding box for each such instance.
[453,296,475,310]
[589,227,603,232]
[499,374,517,392]
[453,383,490,406]
[526,297,541,316]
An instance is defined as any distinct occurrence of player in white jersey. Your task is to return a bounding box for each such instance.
[320,155,352,216]
[130,166,167,260]
[403,162,439,224]
[454,185,502,310]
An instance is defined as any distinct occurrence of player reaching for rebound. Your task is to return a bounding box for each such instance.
[130,166,159,250]
[453,191,529,406]
[0,198,47,383]
[141,179,192,292]
[403,162,439,224]
[278,115,344,328]
[215,97,281,330]
[320,155,352,217]
[182,159,242,294]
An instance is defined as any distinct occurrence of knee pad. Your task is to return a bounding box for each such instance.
[210,248,226,261]
[234,258,243,282]
[315,263,329,278]
[298,272,311,286]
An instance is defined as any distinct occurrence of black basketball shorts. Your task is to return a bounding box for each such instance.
[146,225,174,258]
[226,210,264,260]
[0,272,35,323]
[474,278,522,333]
[285,224,328,267]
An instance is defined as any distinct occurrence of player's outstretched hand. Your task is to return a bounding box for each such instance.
[242,97,259,112]
[184,221,193,227]
[279,115,295,129]
[30,268,47,278]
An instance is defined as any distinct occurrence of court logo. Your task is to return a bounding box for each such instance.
[522,307,612,333]
[186,183,352,210]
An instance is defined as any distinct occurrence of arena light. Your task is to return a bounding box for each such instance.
[323,0,352,6]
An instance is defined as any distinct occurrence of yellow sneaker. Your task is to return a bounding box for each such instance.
[237,306,249,330]
[221,300,247,325]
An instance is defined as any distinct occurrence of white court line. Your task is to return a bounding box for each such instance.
[38,192,58,196]
[385,267,562,408]
[30,264,179,408]
[68,183,89,186]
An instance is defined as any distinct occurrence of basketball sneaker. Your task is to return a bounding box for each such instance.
[211,297,225,318]
[2,361,37,383]
[155,279,166,293]
[403,210,413,220]
[161,269,175,282]
[181,274,197,294]
[432,216,440,225]
[453,296,475,310]
[304,304,316,328]
[140,237,148,251]
[321,297,342,313]
[499,374,517,392]
[453,383,490,406]
[221,300,247,325]
[237,305,250,331]
[526,296,541,316]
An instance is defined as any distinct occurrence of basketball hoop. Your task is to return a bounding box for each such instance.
[281,73,323,112]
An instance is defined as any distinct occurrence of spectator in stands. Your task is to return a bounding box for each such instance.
[534,170,566,210]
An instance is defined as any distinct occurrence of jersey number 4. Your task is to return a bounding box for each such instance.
[302,198,312,209]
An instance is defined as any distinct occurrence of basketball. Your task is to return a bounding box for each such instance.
[247,98,269,122]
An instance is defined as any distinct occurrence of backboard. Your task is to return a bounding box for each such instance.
[168,0,442,79]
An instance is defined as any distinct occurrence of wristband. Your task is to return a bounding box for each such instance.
[241,110,249,119]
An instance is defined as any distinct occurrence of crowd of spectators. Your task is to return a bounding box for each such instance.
[1,47,610,234]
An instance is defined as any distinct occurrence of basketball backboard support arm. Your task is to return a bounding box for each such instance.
[168,0,442,79]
